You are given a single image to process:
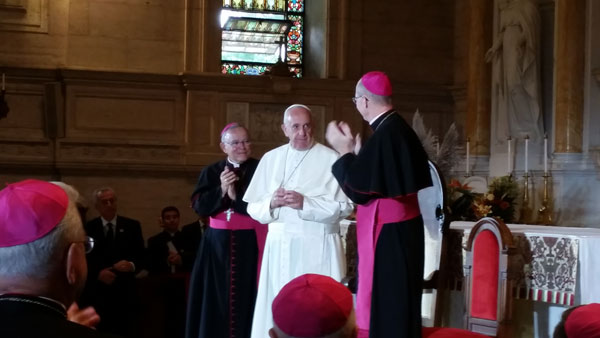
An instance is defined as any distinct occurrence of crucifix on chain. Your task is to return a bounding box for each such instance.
[225,208,234,222]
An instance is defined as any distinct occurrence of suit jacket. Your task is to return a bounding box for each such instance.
[0,295,121,338]
[85,215,145,279]
[147,230,187,274]
[81,215,145,335]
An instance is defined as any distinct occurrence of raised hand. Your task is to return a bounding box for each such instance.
[67,302,100,328]
[326,120,355,155]
[220,166,238,198]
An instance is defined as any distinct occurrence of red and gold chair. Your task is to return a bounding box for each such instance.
[423,217,515,338]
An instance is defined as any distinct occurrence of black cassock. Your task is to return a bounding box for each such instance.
[332,111,432,338]
[0,294,120,338]
[186,158,260,338]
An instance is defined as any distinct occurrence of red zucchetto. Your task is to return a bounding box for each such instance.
[272,273,353,337]
[565,303,600,338]
[360,71,392,96]
[0,179,68,247]
[221,122,240,138]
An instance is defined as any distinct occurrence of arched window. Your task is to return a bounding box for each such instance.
[220,0,304,77]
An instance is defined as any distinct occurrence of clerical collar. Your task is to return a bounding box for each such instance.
[370,110,395,131]
[289,141,314,153]
[227,158,241,168]
[369,110,389,125]
[0,294,67,318]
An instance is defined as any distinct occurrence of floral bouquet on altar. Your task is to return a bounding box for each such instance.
[447,179,479,222]
[472,176,519,223]
[448,176,519,223]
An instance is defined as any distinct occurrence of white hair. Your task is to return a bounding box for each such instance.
[93,186,115,204]
[0,182,84,279]
[283,104,312,124]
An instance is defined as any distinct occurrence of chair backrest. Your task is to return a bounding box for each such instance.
[418,160,449,327]
[463,217,514,337]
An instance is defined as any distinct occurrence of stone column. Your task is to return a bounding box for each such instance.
[554,0,586,153]
[465,0,493,155]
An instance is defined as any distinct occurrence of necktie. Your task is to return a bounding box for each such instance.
[105,223,117,262]
[106,223,114,241]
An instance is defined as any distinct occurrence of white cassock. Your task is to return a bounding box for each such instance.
[243,142,353,338]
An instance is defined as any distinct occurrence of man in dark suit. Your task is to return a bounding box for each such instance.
[0,179,119,338]
[147,206,187,275]
[82,187,145,337]
[146,206,192,338]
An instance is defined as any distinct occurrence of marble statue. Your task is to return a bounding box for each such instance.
[486,0,544,143]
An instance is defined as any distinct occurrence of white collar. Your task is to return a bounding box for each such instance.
[101,216,117,226]
[369,110,390,125]
[288,141,314,154]
[227,158,241,168]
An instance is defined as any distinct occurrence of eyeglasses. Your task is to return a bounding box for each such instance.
[75,236,95,254]
[351,96,367,104]
[224,140,251,147]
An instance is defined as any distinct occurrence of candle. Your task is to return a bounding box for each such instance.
[524,135,529,173]
[1,73,4,91]
[544,135,548,174]
[507,136,512,174]
[466,137,470,175]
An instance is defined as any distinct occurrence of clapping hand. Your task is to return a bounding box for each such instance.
[326,121,356,155]
[220,166,238,199]
[67,302,100,328]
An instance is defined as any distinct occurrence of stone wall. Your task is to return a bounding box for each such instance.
[0,67,454,239]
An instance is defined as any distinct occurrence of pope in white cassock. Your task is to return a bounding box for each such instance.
[243,104,354,338]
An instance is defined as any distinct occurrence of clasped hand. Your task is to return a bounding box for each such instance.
[220,166,238,200]
[270,187,304,210]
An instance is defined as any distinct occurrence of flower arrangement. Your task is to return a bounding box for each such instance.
[447,175,519,223]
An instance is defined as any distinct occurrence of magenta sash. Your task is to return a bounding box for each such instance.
[209,211,267,284]
[209,211,261,230]
[355,194,421,332]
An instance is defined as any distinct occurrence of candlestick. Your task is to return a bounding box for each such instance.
[537,173,553,225]
[466,137,470,176]
[507,136,512,175]
[544,135,548,173]
[519,172,531,223]
[524,135,529,173]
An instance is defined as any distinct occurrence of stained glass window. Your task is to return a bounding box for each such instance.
[221,0,304,77]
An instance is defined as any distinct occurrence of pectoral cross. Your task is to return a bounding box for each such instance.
[225,208,234,222]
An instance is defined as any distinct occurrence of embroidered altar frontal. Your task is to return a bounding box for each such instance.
[446,222,580,306]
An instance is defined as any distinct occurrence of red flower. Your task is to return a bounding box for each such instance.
[500,201,510,210]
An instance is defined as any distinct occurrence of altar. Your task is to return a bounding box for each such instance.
[443,221,600,337]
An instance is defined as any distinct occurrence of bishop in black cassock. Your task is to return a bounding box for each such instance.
[186,123,265,338]
[327,71,432,338]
